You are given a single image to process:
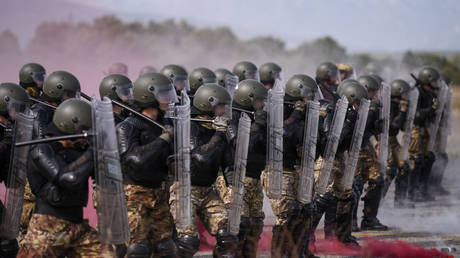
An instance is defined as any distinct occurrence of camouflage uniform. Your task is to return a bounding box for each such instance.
[20,182,36,239]
[408,124,431,199]
[18,214,114,257]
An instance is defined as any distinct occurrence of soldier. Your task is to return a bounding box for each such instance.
[161,64,189,96]
[18,99,115,257]
[188,67,216,97]
[352,75,388,231]
[337,63,356,81]
[263,74,319,257]
[408,67,442,202]
[19,63,46,98]
[215,79,268,257]
[382,79,412,208]
[170,83,237,258]
[311,79,368,246]
[233,61,259,82]
[315,62,341,105]
[139,65,157,77]
[20,71,82,241]
[0,83,30,257]
[99,73,134,124]
[106,62,129,76]
[116,72,178,257]
[259,62,282,89]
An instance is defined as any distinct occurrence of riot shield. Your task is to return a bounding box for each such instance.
[0,112,34,239]
[174,92,192,231]
[437,87,453,153]
[228,113,251,235]
[225,74,239,97]
[316,96,348,196]
[427,82,449,152]
[339,99,371,190]
[400,87,419,162]
[377,82,391,176]
[297,100,320,204]
[91,97,130,244]
[265,79,284,199]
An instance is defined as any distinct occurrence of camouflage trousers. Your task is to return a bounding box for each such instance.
[18,214,114,257]
[408,125,433,198]
[409,125,430,157]
[353,142,384,221]
[215,175,265,219]
[313,155,352,200]
[20,181,36,240]
[169,182,228,237]
[124,184,175,245]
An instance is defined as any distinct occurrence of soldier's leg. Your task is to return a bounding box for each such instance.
[352,148,368,232]
[148,188,177,258]
[394,161,412,208]
[169,183,200,258]
[70,220,115,257]
[429,152,450,195]
[335,190,357,244]
[420,151,436,199]
[124,185,156,257]
[352,179,364,232]
[19,182,36,241]
[199,188,237,258]
[18,214,72,257]
[408,125,428,202]
[241,178,265,258]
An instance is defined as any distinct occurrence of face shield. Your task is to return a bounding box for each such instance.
[148,83,179,105]
[329,69,341,86]
[299,84,316,101]
[31,71,46,86]
[6,97,27,120]
[173,75,190,92]
[244,70,259,81]
[272,70,283,82]
[115,83,134,103]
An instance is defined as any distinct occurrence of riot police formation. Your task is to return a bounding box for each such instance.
[0,61,453,258]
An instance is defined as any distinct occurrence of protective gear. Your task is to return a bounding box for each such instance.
[233,79,268,109]
[107,62,128,76]
[161,64,189,93]
[91,97,130,244]
[440,73,451,85]
[139,65,157,77]
[337,79,369,105]
[126,243,151,258]
[99,74,133,103]
[298,100,320,204]
[227,113,251,234]
[390,79,411,98]
[176,235,200,258]
[133,72,178,107]
[400,88,419,162]
[233,61,258,82]
[358,75,380,92]
[0,113,34,239]
[0,238,19,257]
[19,63,46,97]
[316,62,340,84]
[285,74,318,101]
[154,238,177,258]
[215,68,235,87]
[259,62,282,86]
[337,63,356,81]
[43,71,81,101]
[427,81,449,152]
[418,66,441,87]
[0,83,30,117]
[213,229,238,258]
[377,79,391,185]
[188,67,217,94]
[52,99,92,135]
[265,79,284,198]
[192,83,232,115]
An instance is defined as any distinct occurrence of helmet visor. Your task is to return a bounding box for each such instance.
[244,70,259,81]
[32,71,46,84]
[149,83,179,104]
[299,84,316,100]
[7,97,27,119]
[115,83,134,103]
[173,76,190,92]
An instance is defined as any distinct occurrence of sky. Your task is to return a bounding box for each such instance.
[2,0,460,52]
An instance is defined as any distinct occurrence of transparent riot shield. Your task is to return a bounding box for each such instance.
[265,79,284,199]
[316,96,348,196]
[91,97,130,244]
[174,92,191,231]
[427,82,449,152]
[228,113,251,235]
[400,87,419,162]
[297,100,320,204]
[377,82,391,175]
[339,99,371,190]
[437,88,453,153]
[0,112,34,239]
[225,74,239,98]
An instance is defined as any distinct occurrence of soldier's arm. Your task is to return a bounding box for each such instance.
[58,148,94,190]
[190,123,227,172]
[30,143,61,183]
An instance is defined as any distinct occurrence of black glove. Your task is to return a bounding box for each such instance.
[374,119,384,135]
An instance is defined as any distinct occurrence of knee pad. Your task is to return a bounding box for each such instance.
[238,217,251,240]
[250,218,264,236]
[425,151,436,165]
[215,229,238,254]
[126,243,151,258]
[176,235,200,258]
[0,238,18,258]
[155,238,177,258]
[386,166,398,179]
